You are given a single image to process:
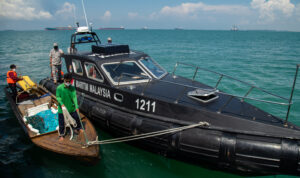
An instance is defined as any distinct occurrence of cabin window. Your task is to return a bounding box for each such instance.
[84,62,104,82]
[102,61,151,85]
[139,57,167,79]
[72,59,83,76]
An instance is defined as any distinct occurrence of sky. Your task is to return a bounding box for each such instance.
[1,0,300,31]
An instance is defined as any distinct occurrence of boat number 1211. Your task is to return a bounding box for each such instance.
[135,99,156,113]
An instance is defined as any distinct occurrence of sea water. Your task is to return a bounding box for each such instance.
[0,30,300,178]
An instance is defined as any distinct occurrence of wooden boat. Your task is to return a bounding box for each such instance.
[4,76,100,163]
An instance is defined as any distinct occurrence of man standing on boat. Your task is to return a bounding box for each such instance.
[67,43,77,54]
[6,64,22,99]
[49,43,64,84]
[56,73,83,141]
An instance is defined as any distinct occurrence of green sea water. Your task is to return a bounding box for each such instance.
[0,30,300,178]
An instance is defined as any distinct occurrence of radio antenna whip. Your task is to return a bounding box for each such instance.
[73,4,77,27]
[81,0,89,27]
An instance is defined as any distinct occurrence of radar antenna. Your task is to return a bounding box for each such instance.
[81,0,89,28]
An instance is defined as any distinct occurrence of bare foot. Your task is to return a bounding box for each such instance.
[75,129,84,135]
[59,137,64,142]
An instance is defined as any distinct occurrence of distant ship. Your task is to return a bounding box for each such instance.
[231,25,238,31]
[45,26,76,31]
[174,27,184,30]
[142,26,148,30]
[99,26,125,30]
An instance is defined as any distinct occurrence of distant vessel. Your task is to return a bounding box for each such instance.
[174,27,183,30]
[142,26,148,30]
[99,26,124,30]
[231,25,238,31]
[45,26,76,31]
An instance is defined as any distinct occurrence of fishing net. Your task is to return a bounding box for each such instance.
[26,109,58,134]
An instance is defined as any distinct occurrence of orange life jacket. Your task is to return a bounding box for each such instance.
[7,70,17,84]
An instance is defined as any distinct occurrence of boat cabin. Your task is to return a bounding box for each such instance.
[66,32,168,87]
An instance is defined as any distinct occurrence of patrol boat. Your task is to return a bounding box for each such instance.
[40,27,300,176]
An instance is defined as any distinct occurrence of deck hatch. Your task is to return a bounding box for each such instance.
[187,88,219,103]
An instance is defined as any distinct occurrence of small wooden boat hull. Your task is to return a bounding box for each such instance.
[4,85,100,163]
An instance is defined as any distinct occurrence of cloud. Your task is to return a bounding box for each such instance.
[0,0,52,20]
[128,12,138,19]
[55,2,75,18]
[251,0,295,22]
[101,10,111,21]
[160,2,250,17]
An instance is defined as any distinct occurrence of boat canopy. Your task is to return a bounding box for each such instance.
[71,31,101,47]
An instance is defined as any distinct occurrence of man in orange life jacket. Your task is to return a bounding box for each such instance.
[7,64,22,99]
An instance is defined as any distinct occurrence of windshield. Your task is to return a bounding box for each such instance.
[139,57,166,79]
[102,61,151,85]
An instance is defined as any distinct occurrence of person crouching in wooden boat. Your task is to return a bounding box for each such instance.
[56,73,83,141]
[7,64,23,99]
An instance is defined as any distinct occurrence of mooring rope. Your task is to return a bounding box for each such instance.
[87,121,209,146]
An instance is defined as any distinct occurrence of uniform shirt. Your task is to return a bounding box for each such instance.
[49,49,64,65]
[56,83,79,114]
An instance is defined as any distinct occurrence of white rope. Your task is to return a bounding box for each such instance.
[87,121,209,146]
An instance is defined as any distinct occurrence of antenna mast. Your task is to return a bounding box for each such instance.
[81,0,89,27]
[73,5,77,27]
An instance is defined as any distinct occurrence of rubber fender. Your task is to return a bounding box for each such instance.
[110,111,136,133]
[168,125,180,151]
[78,98,91,114]
[91,103,113,121]
[130,116,143,135]
[280,139,299,173]
[219,132,237,167]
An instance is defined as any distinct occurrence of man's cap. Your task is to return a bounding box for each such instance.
[53,43,58,47]
[107,37,112,41]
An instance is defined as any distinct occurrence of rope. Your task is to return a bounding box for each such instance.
[76,92,90,146]
[87,121,209,146]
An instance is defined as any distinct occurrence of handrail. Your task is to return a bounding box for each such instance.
[114,62,298,123]
[173,62,290,101]
[285,64,299,125]
[149,79,290,106]
[170,62,299,124]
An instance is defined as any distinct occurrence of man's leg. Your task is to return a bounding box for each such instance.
[57,65,62,82]
[70,111,82,130]
[9,83,17,100]
[52,65,57,83]
[58,113,65,136]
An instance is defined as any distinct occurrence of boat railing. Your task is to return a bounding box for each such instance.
[168,62,299,125]
[116,62,299,124]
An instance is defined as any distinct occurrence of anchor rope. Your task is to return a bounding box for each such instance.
[87,121,209,146]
